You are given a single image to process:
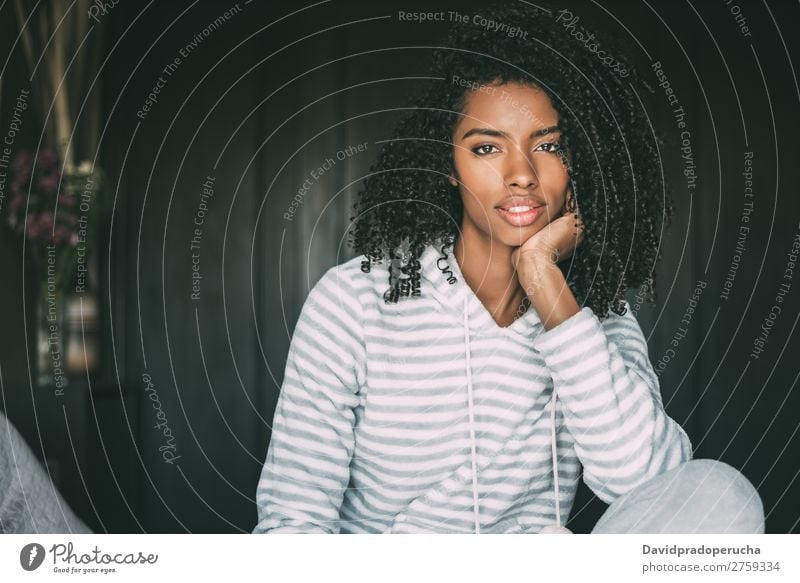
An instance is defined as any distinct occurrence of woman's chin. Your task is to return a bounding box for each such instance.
[489,225,542,248]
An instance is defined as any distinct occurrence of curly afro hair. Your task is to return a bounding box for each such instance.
[349,1,672,319]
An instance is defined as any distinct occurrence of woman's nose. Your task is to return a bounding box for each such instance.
[505,147,538,189]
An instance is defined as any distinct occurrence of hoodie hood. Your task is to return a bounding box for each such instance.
[417,242,544,339]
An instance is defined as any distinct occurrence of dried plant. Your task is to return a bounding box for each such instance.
[13,0,105,169]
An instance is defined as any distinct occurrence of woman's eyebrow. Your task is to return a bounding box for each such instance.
[460,125,561,140]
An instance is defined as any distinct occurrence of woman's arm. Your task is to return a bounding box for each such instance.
[253,266,365,533]
[531,301,693,503]
[514,206,691,502]
[512,208,584,330]
[0,412,92,533]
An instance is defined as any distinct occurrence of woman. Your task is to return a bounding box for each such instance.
[0,411,91,533]
[254,2,764,534]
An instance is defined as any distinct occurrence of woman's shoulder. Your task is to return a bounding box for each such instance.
[596,299,653,354]
[307,253,383,308]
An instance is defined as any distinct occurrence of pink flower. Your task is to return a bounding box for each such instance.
[37,149,58,169]
[25,214,41,239]
[69,231,79,247]
[37,175,59,193]
[60,195,77,206]
[37,211,54,232]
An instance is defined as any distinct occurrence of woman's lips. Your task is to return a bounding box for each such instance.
[496,205,543,227]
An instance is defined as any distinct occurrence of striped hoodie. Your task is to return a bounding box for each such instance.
[253,242,693,533]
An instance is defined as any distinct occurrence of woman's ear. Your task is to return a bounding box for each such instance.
[449,171,458,188]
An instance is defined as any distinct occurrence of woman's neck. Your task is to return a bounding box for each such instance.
[452,231,528,327]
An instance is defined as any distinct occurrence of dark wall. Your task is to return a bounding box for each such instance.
[1,0,798,533]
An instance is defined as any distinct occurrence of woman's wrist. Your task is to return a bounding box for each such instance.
[518,255,580,331]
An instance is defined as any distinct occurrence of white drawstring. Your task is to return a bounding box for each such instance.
[463,293,480,534]
[462,291,568,534]
[539,388,571,534]
[549,391,562,528]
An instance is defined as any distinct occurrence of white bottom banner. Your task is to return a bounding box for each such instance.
[0,534,797,582]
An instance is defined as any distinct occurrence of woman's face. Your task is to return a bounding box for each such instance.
[450,81,571,249]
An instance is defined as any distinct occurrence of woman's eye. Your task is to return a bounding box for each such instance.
[536,142,563,153]
[472,144,499,155]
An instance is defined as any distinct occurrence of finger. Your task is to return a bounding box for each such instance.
[565,188,584,227]
[551,213,583,262]
[551,212,580,233]
[565,187,575,212]
[559,210,584,237]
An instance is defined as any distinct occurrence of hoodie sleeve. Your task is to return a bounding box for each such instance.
[0,413,92,533]
[253,266,365,533]
[531,302,693,504]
